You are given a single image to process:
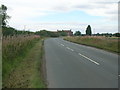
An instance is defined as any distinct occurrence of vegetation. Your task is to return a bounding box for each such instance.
[0,4,10,27]
[64,36,119,53]
[113,33,120,37]
[2,26,47,88]
[86,25,92,36]
[57,31,67,36]
[35,30,59,37]
[1,4,119,88]
[35,30,68,37]
[2,27,34,36]
[74,31,81,36]
[3,39,46,88]
[2,35,40,78]
[1,5,46,88]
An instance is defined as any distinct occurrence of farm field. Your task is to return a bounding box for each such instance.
[64,36,119,54]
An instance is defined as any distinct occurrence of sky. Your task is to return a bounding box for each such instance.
[0,0,119,34]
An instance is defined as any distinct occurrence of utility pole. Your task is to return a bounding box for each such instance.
[23,25,26,31]
[22,25,26,35]
[93,28,95,36]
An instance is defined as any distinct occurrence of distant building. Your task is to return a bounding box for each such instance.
[57,29,73,36]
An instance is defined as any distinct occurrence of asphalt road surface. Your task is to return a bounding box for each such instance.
[44,38,118,88]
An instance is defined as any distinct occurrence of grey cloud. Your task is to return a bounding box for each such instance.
[94,1,118,4]
[52,5,71,12]
[73,5,93,9]
[73,4,107,10]
[106,10,118,14]
[37,22,87,26]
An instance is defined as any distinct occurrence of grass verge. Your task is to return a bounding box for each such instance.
[3,39,46,88]
[64,36,119,54]
[2,35,40,79]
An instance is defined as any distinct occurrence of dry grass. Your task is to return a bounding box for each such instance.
[2,35,40,79]
[64,36,119,53]
[3,40,46,88]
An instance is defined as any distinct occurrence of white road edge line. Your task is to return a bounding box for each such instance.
[119,75,120,77]
[78,53,100,65]
[61,44,64,46]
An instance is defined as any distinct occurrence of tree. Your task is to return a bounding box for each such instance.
[58,31,67,36]
[96,33,100,36]
[35,30,49,37]
[74,31,81,36]
[86,25,92,36]
[35,30,59,37]
[113,33,120,37]
[0,4,10,27]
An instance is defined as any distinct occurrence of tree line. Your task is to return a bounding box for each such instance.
[1,5,69,37]
[74,25,92,36]
[1,4,120,37]
[74,25,120,37]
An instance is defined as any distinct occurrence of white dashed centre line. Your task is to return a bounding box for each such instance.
[66,47,74,51]
[61,44,64,46]
[78,53,100,65]
[66,47,71,50]
[65,46,99,65]
[70,49,74,51]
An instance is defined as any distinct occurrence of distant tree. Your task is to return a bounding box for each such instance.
[2,26,34,36]
[0,4,10,27]
[49,32,59,37]
[2,27,15,36]
[96,33,100,36]
[74,31,81,36]
[101,33,112,37]
[35,30,49,37]
[35,30,59,37]
[58,31,67,36]
[113,33,120,37]
[86,25,92,36]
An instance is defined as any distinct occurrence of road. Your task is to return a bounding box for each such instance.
[44,38,118,88]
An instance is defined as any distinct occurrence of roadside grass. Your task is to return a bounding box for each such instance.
[64,36,119,54]
[2,35,40,79]
[3,36,46,88]
[29,39,46,88]
[0,40,2,89]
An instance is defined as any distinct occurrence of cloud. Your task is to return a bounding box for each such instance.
[1,0,118,33]
[2,0,118,16]
[73,1,118,17]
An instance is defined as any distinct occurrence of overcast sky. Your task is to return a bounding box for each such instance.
[1,0,119,33]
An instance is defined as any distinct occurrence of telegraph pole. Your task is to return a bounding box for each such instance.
[24,25,26,31]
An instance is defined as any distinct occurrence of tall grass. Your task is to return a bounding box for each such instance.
[3,39,46,88]
[64,36,119,53]
[2,35,40,78]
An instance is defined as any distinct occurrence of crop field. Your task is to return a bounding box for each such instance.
[64,36,119,53]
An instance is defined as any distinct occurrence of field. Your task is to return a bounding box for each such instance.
[64,36,119,54]
[2,35,46,88]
